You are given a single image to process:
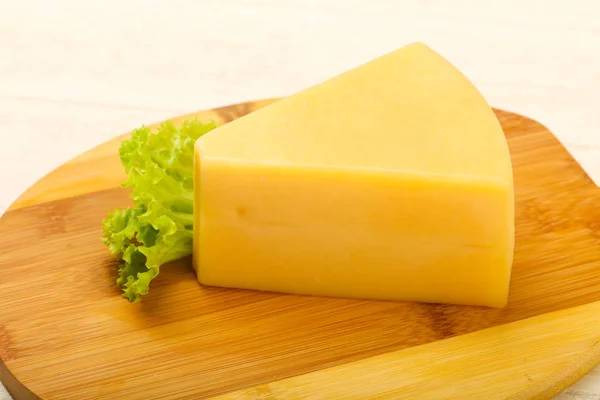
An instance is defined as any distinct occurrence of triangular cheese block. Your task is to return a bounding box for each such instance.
[193,42,514,308]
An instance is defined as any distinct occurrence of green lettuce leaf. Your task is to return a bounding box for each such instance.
[102,118,218,301]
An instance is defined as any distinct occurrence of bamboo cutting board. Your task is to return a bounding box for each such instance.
[1,99,600,400]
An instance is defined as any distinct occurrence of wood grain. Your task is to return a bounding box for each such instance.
[0,100,599,399]
[213,302,600,400]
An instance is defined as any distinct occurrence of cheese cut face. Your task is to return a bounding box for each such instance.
[193,42,515,308]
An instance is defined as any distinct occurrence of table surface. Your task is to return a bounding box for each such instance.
[1,1,599,399]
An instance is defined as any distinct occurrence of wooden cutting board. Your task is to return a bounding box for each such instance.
[1,99,599,400]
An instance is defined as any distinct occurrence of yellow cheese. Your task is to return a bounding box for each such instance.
[193,42,514,308]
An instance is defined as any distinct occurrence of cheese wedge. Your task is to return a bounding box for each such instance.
[193,42,514,308]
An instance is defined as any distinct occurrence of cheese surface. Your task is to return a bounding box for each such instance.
[193,42,514,308]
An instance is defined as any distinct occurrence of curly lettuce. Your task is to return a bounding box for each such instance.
[102,118,218,301]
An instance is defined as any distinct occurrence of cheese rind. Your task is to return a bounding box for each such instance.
[193,42,514,308]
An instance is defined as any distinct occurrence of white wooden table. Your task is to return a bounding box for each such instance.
[1,1,599,399]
